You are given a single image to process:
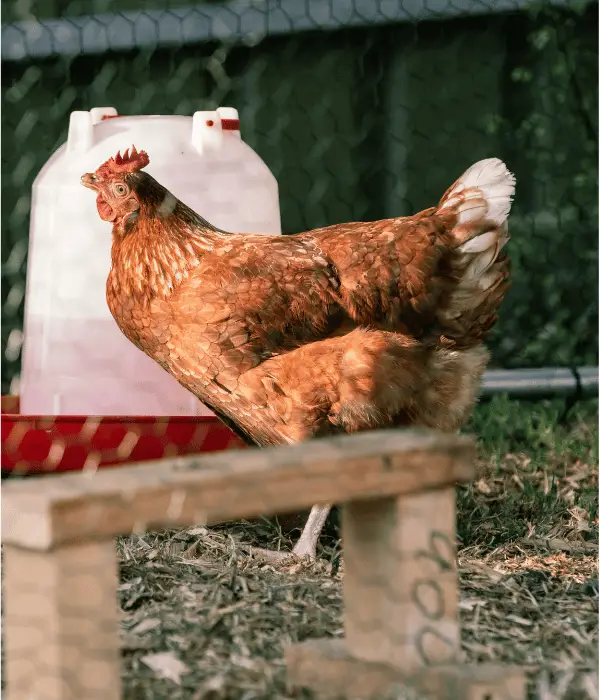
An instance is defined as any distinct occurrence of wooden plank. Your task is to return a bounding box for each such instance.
[342,488,459,671]
[3,540,121,700]
[2,428,475,551]
[285,638,527,699]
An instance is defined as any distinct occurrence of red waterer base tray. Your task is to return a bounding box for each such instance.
[1,395,246,476]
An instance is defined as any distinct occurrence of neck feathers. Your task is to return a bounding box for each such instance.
[108,174,221,304]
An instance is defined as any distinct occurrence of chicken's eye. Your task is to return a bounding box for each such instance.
[114,183,129,197]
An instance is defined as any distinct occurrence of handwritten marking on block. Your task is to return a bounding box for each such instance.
[412,579,445,620]
[415,530,456,572]
[409,527,458,666]
[415,625,458,666]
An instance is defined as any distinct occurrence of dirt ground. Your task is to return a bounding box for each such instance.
[117,397,598,700]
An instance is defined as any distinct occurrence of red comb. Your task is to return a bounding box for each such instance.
[95,145,150,178]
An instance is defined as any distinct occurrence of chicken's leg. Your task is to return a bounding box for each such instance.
[250,504,332,563]
[291,503,332,559]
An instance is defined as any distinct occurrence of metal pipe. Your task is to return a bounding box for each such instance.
[480,366,598,400]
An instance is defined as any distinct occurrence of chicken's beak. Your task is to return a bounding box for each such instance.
[81,173,98,190]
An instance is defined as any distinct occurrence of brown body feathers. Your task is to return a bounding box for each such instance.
[82,152,514,449]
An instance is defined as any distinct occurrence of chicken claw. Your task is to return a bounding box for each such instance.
[248,503,332,564]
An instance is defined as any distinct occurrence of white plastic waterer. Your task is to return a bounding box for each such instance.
[20,106,282,417]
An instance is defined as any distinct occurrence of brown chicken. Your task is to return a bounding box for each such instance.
[81,148,515,560]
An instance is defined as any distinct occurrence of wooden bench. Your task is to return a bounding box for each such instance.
[2,428,526,700]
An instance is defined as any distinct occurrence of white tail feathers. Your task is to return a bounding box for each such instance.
[432,159,515,341]
[438,157,516,229]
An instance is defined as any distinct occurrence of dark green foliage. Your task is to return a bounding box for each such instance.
[487,3,598,369]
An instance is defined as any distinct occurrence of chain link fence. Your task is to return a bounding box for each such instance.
[2,0,598,395]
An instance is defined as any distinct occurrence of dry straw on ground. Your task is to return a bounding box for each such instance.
[116,399,598,700]
[1,398,596,699]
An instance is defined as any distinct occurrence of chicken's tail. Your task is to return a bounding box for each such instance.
[433,158,516,347]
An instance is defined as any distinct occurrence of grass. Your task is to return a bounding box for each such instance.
[116,396,598,700]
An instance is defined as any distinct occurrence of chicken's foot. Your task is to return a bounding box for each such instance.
[249,503,332,563]
[291,503,332,559]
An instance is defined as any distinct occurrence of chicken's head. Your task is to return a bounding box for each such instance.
[81,146,150,229]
